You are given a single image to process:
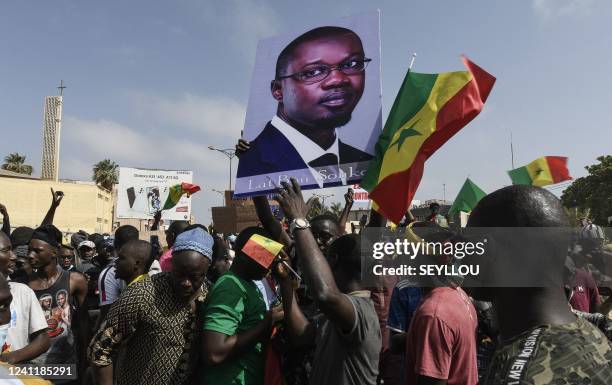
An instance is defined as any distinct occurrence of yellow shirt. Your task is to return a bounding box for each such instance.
[129,274,148,286]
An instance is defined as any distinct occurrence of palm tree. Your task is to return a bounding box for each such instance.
[93,159,119,191]
[1,153,33,175]
[329,202,343,218]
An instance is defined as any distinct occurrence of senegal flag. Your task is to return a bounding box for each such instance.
[242,234,284,268]
[162,182,201,210]
[508,156,571,187]
[361,56,496,223]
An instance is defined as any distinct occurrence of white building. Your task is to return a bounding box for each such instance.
[41,95,63,181]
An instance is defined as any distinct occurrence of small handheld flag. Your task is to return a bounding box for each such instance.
[162,182,201,210]
[508,156,571,187]
[242,234,284,268]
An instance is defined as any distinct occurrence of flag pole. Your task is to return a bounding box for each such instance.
[510,131,515,169]
[408,53,417,72]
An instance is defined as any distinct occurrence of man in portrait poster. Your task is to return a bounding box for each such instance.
[235,12,381,197]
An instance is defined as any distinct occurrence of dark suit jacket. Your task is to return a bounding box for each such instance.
[237,121,373,178]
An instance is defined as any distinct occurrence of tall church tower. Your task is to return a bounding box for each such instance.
[41,81,65,181]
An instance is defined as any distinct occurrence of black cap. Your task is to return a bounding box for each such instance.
[9,226,34,247]
[31,224,63,248]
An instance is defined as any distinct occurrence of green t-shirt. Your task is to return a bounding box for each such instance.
[200,271,267,385]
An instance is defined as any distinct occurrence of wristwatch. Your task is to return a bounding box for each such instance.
[289,218,310,236]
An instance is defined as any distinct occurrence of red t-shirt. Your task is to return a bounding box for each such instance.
[569,267,601,313]
[405,287,478,385]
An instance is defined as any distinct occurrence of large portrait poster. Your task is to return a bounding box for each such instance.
[116,167,193,220]
[235,10,382,197]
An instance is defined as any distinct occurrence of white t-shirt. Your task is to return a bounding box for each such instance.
[98,265,125,306]
[148,260,161,276]
[253,279,277,311]
[98,261,161,306]
[7,282,48,351]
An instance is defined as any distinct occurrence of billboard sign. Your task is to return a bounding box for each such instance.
[116,167,193,220]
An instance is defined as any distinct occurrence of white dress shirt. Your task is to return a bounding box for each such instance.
[271,115,346,186]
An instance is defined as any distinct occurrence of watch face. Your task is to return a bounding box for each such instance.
[296,218,308,227]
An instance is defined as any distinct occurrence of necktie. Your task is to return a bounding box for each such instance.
[308,153,338,168]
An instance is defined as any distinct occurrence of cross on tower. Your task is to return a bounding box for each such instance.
[57,80,66,96]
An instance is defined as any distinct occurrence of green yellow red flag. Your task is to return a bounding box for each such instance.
[361,56,496,224]
[162,182,201,210]
[241,234,284,268]
[508,156,571,186]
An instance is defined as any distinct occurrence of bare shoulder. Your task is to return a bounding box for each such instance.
[69,271,88,289]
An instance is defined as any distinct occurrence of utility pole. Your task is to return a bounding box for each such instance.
[208,146,236,191]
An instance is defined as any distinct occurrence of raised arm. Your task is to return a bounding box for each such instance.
[0,204,10,236]
[41,188,63,226]
[276,178,356,333]
[253,196,293,248]
[150,210,162,231]
[338,188,354,235]
[275,254,316,347]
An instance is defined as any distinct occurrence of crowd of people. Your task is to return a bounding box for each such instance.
[0,175,611,385]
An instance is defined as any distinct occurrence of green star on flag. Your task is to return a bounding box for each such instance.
[391,121,421,152]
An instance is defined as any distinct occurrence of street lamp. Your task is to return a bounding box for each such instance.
[208,145,236,191]
[211,188,225,206]
[313,193,334,206]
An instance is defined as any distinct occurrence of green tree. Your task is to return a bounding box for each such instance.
[564,207,590,227]
[1,153,33,175]
[93,159,119,191]
[561,155,611,226]
[307,197,326,219]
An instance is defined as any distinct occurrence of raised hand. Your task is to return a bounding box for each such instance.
[272,250,291,280]
[344,188,354,206]
[235,139,251,158]
[275,178,308,221]
[0,204,7,218]
[50,188,64,207]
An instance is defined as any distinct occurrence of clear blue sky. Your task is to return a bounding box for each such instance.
[1,0,611,223]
